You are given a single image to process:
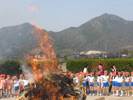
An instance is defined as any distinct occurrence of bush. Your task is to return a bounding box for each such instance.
[66,59,133,73]
[0,60,22,76]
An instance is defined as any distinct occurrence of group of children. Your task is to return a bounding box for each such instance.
[72,71,133,97]
[0,74,29,98]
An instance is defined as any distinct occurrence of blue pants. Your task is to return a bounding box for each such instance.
[14,86,19,90]
[83,82,87,87]
[131,82,133,86]
[103,82,109,87]
[117,82,122,87]
[125,82,129,87]
[112,81,117,86]
[89,82,94,87]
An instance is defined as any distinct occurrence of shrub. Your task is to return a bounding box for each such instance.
[66,59,133,73]
[0,60,22,76]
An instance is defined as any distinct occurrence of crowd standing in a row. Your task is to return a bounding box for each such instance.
[0,74,29,98]
[71,64,133,97]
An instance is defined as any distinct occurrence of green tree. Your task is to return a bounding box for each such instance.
[0,60,22,76]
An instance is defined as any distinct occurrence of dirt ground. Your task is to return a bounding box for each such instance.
[0,95,133,100]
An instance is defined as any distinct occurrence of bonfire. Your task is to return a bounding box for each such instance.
[18,26,85,100]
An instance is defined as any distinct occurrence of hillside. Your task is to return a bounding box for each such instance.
[50,13,133,53]
[0,13,133,59]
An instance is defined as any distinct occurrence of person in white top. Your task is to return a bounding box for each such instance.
[83,64,89,73]
[18,74,24,93]
[23,75,29,88]
[124,72,130,96]
[116,72,124,96]
[82,73,87,94]
[89,72,95,96]
[97,72,102,96]
[102,70,109,96]
[131,71,133,97]
[13,76,19,98]
[111,72,117,96]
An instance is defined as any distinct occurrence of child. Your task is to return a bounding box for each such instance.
[97,72,102,96]
[6,75,13,97]
[1,74,7,98]
[124,72,130,96]
[23,75,29,89]
[0,75,2,98]
[89,72,95,96]
[14,76,19,98]
[111,72,117,96]
[82,73,87,94]
[131,71,133,97]
[75,73,80,85]
[18,74,24,93]
[116,72,124,96]
[102,70,109,96]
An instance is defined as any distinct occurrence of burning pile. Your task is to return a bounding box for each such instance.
[18,26,84,100]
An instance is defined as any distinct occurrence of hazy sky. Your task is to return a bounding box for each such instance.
[0,0,133,31]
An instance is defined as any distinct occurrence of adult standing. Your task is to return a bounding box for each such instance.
[97,64,104,75]
[83,64,89,73]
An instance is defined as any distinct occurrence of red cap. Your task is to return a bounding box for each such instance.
[20,74,23,77]
[112,72,116,75]
[0,75,2,77]
[24,75,27,77]
[125,72,129,75]
[97,72,101,75]
[3,74,6,77]
[104,70,108,74]
[68,73,71,76]
[85,72,89,75]
[90,72,94,75]
[131,71,133,75]
[1,74,4,77]
[14,76,17,80]
[118,72,122,75]
[7,75,11,77]
[76,73,80,76]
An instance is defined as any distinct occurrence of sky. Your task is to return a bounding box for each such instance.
[0,0,133,31]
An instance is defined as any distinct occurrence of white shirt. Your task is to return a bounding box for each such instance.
[14,80,19,87]
[87,76,90,81]
[83,77,87,83]
[23,79,29,86]
[83,68,87,73]
[112,76,117,81]
[97,76,101,82]
[116,76,123,83]
[102,75,109,83]
[18,79,24,84]
[124,77,130,82]
[131,77,133,82]
[89,76,94,82]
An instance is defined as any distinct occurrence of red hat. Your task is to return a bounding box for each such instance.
[125,72,129,75]
[118,72,122,75]
[1,74,4,77]
[0,75,2,77]
[90,72,94,75]
[85,72,89,75]
[97,72,101,75]
[76,73,80,77]
[104,70,108,74]
[20,74,23,77]
[7,75,11,77]
[112,72,116,75]
[80,72,84,75]
[14,76,17,80]
[131,71,133,75]
[68,73,71,76]
[24,75,28,77]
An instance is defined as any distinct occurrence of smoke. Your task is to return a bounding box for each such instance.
[28,6,39,14]
[21,64,34,82]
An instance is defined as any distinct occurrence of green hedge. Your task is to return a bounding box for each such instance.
[66,59,133,73]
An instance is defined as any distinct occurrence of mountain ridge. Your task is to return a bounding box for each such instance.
[0,13,133,59]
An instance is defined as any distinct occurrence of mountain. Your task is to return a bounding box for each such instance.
[49,13,133,53]
[0,13,133,59]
